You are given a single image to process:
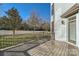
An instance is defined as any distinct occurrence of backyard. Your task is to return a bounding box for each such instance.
[0,3,51,56]
[0,31,50,49]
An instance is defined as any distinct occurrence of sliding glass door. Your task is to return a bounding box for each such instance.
[68,16,76,44]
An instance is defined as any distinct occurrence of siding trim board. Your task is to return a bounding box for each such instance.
[61,4,79,18]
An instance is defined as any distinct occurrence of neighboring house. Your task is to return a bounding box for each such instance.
[52,3,79,47]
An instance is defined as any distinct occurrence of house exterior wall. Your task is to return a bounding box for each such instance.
[54,3,75,42]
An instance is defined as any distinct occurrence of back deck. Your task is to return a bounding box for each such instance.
[27,40,79,56]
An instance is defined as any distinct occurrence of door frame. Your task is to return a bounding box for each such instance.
[68,15,76,44]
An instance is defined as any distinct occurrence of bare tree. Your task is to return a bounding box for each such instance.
[27,11,40,31]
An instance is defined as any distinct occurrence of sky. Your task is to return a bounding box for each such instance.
[0,3,50,22]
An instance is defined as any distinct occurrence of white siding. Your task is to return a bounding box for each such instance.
[54,3,75,41]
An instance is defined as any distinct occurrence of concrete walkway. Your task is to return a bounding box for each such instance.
[4,44,38,56]
[0,43,38,56]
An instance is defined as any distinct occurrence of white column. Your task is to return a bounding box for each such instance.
[76,11,79,47]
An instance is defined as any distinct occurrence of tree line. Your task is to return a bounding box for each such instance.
[0,7,50,32]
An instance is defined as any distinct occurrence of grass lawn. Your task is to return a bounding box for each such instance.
[0,31,50,49]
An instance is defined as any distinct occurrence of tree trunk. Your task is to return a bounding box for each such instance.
[33,25,35,33]
[13,29,15,36]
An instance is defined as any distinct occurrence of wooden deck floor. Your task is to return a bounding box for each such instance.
[27,40,79,56]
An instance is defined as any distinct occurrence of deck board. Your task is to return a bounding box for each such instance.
[27,40,79,56]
